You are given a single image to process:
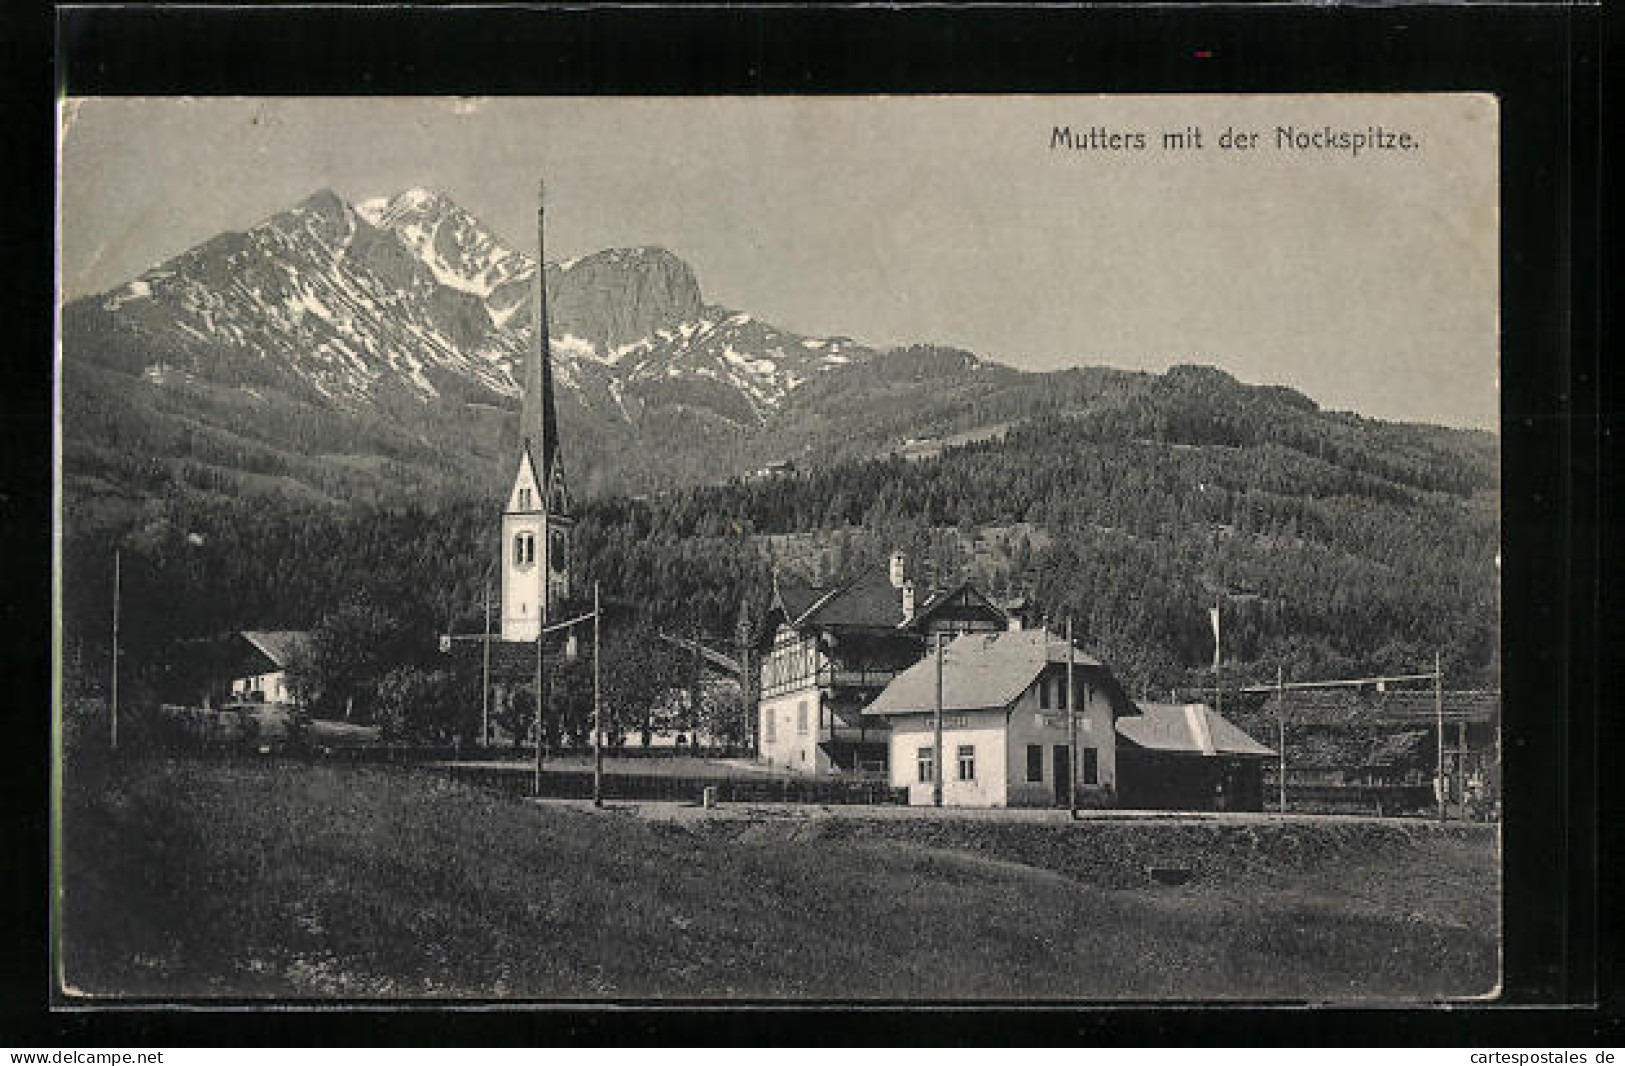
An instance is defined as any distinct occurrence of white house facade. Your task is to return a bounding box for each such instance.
[226,630,312,706]
[754,556,1008,775]
[864,628,1138,807]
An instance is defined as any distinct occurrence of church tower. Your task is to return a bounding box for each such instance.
[501,179,572,642]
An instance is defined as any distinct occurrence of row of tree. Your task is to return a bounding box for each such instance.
[59,380,1498,716]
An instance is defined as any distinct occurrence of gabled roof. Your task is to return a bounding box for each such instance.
[800,570,907,629]
[862,629,1133,718]
[771,571,828,625]
[1117,702,1275,757]
[240,630,312,670]
[911,582,1008,627]
[507,439,570,517]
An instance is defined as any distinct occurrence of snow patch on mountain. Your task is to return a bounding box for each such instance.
[76,186,884,433]
[552,334,598,362]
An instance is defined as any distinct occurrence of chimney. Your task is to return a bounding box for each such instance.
[889,550,908,589]
[901,581,916,624]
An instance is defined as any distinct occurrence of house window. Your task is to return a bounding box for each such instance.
[1026,744,1044,782]
[917,746,934,783]
[1038,677,1050,709]
[957,745,976,781]
[1082,747,1099,785]
[797,700,808,735]
[1056,673,1069,712]
[765,709,776,744]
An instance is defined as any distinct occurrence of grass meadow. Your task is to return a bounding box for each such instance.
[58,756,1498,1001]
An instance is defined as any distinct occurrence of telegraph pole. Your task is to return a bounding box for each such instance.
[533,610,545,798]
[690,624,703,746]
[933,632,945,808]
[1435,650,1446,823]
[480,573,493,747]
[110,549,120,752]
[593,581,603,808]
[1067,616,1078,819]
[1276,664,1287,814]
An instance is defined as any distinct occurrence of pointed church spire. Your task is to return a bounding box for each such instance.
[521,177,560,486]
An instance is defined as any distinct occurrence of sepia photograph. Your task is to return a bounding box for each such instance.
[54,93,1501,1002]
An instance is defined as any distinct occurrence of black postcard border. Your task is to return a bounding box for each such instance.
[4,1,1607,1047]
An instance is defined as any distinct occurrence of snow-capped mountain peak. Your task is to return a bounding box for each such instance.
[356,187,524,299]
[70,187,879,444]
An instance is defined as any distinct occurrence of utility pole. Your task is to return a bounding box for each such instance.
[1435,650,1446,823]
[593,581,603,808]
[533,611,545,798]
[481,573,492,748]
[690,625,703,747]
[740,633,756,758]
[1067,616,1078,819]
[110,549,120,752]
[1276,663,1287,815]
[933,632,944,808]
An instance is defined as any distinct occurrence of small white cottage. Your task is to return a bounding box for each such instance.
[227,630,312,705]
[861,628,1140,807]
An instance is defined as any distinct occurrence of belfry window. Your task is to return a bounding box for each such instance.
[519,488,532,510]
[515,533,535,565]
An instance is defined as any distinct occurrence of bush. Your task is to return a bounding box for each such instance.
[375,667,467,746]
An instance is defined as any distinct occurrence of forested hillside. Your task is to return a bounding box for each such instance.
[62,363,1498,705]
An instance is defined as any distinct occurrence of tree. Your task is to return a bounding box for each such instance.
[374,666,467,745]
[299,603,416,723]
[492,684,535,749]
[695,680,751,749]
[597,622,690,747]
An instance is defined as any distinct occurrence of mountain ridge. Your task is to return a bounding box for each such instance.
[60,186,1494,517]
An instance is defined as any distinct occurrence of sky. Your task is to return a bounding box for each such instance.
[58,95,1498,429]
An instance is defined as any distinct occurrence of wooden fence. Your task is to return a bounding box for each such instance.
[443,764,907,806]
[1267,782,1438,817]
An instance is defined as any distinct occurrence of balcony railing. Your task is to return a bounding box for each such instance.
[760,664,906,699]
[819,720,888,746]
[818,665,901,691]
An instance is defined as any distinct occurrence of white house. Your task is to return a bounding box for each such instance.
[227,630,312,706]
[754,553,1007,775]
[861,628,1140,807]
